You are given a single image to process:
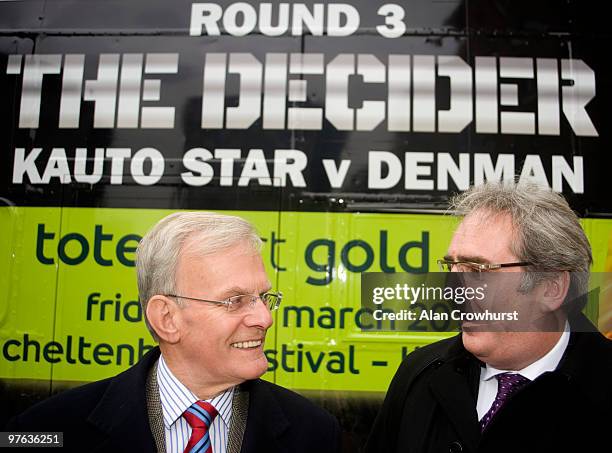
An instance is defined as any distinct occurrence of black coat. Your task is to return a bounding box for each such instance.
[7,347,341,453]
[365,315,612,453]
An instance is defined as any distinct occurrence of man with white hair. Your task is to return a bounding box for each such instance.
[9,212,341,453]
[365,182,612,453]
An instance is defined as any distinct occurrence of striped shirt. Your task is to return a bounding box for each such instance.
[157,355,234,453]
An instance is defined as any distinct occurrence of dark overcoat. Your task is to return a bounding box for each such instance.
[365,314,612,453]
[7,347,341,453]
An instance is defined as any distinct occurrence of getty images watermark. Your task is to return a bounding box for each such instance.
[360,272,612,334]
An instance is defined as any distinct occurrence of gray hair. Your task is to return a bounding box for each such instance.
[450,182,592,305]
[136,211,263,339]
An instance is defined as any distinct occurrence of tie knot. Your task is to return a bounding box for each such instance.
[480,372,530,432]
[183,401,218,430]
[496,372,530,392]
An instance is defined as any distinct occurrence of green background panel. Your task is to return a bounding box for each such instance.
[2,207,612,394]
[275,212,457,391]
[583,218,612,271]
[0,208,61,380]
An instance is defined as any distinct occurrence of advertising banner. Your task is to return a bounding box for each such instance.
[1,0,611,445]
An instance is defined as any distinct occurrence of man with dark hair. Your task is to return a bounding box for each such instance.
[8,212,341,453]
[365,182,612,453]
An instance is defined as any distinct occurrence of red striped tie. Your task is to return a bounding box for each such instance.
[182,401,218,453]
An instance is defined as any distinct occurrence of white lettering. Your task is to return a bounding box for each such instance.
[368,151,401,189]
[181,148,214,186]
[273,149,307,187]
[322,159,351,188]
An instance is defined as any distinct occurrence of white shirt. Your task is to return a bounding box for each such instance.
[157,355,234,453]
[476,323,570,420]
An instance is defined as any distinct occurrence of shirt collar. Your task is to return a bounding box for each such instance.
[482,321,570,382]
[157,355,234,430]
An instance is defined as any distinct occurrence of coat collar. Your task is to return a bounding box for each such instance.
[87,347,161,452]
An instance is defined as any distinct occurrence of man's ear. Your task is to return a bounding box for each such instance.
[540,271,570,312]
[146,296,181,344]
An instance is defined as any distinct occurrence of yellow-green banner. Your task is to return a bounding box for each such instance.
[2,207,612,393]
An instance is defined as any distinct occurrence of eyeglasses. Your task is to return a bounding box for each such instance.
[165,292,282,313]
[437,259,532,272]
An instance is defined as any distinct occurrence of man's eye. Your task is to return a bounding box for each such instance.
[230,295,251,305]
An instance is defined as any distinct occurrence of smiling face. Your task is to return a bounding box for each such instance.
[169,239,273,392]
[447,210,561,370]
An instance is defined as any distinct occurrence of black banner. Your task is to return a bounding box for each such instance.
[1,0,610,214]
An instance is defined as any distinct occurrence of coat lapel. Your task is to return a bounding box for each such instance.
[227,385,248,453]
[87,348,161,452]
[428,346,481,452]
[146,360,166,453]
[558,314,610,414]
[240,380,290,453]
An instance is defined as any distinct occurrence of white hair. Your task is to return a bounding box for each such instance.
[136,211,262,339]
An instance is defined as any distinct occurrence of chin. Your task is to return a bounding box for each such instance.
[462,330,494,359]
[240,368,267,381]
[240,357,269,381]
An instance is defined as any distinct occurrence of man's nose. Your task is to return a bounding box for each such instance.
[244,296,273,329]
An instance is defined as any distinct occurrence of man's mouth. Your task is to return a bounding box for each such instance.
[231,339,263,349]
[462,320,503,332]
[462,321,486,330]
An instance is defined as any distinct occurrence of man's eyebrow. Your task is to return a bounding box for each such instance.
[444,254,491,264]
[220,285,272,297]
[219,286,250,298]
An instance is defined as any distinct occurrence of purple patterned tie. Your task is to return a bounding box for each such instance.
[480,372,530,432]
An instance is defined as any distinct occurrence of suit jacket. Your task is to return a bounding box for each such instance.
[7,347,341,453]
[364,314,612,453]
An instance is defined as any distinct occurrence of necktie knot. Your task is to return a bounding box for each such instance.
[480,372,530,432]
[496,372,530,393]
[182,401,218,453]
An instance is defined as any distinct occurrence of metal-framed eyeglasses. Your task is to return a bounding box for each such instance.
[165,292,282,313]
[437,259,532,272]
